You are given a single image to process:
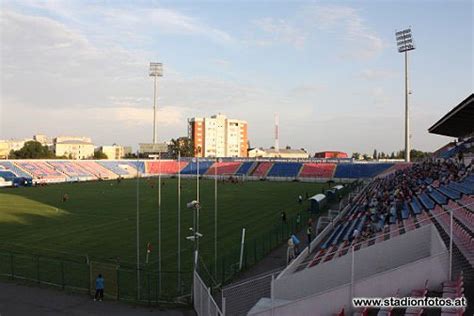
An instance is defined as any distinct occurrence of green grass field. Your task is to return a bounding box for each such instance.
[0,178,329,300]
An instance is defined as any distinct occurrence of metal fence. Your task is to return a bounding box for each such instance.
[193,271,224,316]
[0,251,191,305]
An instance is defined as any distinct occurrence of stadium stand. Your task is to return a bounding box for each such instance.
[180,160,214,175]
[235,161,255,175]
[125,161,145,174]
[266,162,302,177]
[251,162,273,177]
[301,159,473,270]
[333,163,394,178]
[299,163,336,178]
[0,170,32,187]
[96,161,137,177]
[0,161,33,178]
[145,160,188,174]
[15,161,67,182]
[47,161,95,180]
[76,161,118,179]
[205,161,242,175]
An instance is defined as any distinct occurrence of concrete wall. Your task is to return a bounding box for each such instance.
[249,251,449,316]
[273,224,444,301]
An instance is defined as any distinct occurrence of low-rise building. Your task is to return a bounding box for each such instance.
[248,148,309,159]
[54,136,94,159]
[100,145,131,160]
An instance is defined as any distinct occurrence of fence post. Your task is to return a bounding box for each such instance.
[221,257,225,284]
[350,245,355,313]
[10,252,14,280]
[61,261,65,290]
[147,273,151,306]
[36,255,40,284]
[449,209,453,280]
[116,269,120,300]
[222,296,226,316]
[208,287,211,316]
[254,239,257,264]
[271,273,275,316]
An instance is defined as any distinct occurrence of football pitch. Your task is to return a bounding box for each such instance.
[0,178,330,299]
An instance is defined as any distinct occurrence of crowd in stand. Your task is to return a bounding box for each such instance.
[347,158,473,243]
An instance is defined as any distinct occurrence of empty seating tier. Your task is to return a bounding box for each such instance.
[267,162,302,177]
[299,163,336,178]
[47,161,95,179]
[251,162,273,177]
[76,161,118,179]
[15,161,66,180]
[0,161,32,178]
[236,162,255,175]
[205,162,242,175]
[146,160,188,174]
[96,161,137,176]
[180,161,214,175]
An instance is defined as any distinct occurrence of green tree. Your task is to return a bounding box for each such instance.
[373,149,378,160]
[352,152,361,160]
[169,137,194,158]
[93,151,108,159]
[10,141,55,159]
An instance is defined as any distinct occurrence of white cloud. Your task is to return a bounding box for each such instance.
[303,5,385,59]
[252,5,385,59]
[360,69,397,80]
[254,18,306,48]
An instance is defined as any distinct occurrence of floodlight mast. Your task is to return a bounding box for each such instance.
[395,28,415,162]
[149,62,163,144]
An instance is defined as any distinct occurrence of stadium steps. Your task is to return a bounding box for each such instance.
[246,161,259,175]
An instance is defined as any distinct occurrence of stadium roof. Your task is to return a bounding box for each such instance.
[428,94,474,137]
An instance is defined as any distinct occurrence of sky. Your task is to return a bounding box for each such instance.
[0,0,472,155]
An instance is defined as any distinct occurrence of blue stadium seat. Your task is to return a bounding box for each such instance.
[236,162,254,175]
[266,162,302,177]
[96,161,132,176]
[428,190,447,205]
[333,163,393,178]
[437,186,461,200]
[125,161,145,173]
[0,161,32,178]
[321,224,344,249]
[448,182,473,195]
[401,202,410,219]
[410,197,423,214]
[418,193,435,210]
[180,160,214,175]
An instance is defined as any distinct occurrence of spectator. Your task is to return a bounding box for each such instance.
[306,223,313,252]
[94,274,104,302]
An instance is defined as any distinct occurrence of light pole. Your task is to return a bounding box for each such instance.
[149,62,163,144]
[135,150,140,299]
[395,28,415,162]
[186,201,203,270]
